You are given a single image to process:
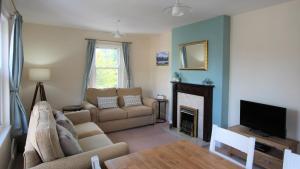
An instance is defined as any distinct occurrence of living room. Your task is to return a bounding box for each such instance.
[1,0,300,169]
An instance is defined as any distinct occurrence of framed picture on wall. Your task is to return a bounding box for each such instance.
[156,51,169,66]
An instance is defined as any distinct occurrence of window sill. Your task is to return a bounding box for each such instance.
[0,125,11,146]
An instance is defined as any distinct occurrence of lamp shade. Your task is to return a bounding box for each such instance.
[29,68,51,81]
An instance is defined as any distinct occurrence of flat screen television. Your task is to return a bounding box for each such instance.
[240,100,286,138]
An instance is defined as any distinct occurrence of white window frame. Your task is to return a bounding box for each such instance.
[0,13,10,128]
[96,46,121,88]
[89,42,126,89]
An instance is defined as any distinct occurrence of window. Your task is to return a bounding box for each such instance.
[95,47,120,88]
[89,43,127,89]
[0,14,10,126]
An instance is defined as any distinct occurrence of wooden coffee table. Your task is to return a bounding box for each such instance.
[105,140,242,169]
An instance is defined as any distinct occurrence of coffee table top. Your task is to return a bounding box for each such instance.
[105,140,242,169]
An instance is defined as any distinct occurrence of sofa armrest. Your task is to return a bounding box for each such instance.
[30,142,129,169]
[65,110,91,125]
[82,101,100,123]
[143,97,158,114]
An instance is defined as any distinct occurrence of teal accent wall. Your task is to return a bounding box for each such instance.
[172,15,230,127]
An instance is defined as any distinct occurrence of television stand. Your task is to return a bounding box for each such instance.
[249,129,271,137]
[226,125,298,169]
[255,142,271,153]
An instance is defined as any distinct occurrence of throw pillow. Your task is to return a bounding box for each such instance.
[123,95,142,107]
[97,96,118,109]
[54,110,77,138]
[56,124,83,156]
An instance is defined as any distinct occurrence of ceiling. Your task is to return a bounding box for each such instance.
[15,0,292,34]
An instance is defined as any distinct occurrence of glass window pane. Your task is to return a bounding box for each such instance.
[95,48,119,68]
[96,68,118,88]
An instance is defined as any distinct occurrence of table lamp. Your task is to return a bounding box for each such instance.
[29,68,51,111]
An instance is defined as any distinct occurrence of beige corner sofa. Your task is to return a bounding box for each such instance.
[83,87,158,133]
[24,101,129,169]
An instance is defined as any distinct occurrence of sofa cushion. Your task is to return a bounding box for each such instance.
[86,88,117,106]
[79,134,113,152]
[56,124,83,156]
[123,105,153,118]
[99,108,127,122]
[29,101,64,162]
[97,96,118,109]
[54,110,77,138]
[117,87,142,107]
[74,122,104,139]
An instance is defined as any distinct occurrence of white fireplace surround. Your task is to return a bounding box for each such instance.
[177,92,204,139]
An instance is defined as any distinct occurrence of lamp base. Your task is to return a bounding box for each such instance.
[30,82,47,112]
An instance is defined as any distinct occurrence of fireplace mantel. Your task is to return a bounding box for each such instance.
[171,81,214,141]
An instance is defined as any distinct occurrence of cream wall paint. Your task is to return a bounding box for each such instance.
[21,23,172,119]
[229,0,300,142]
[148,32,172,121]
[21,23,156,112]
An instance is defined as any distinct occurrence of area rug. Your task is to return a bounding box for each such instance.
[107,123,182,153]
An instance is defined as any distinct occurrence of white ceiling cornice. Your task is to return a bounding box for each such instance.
[16,0,293,33]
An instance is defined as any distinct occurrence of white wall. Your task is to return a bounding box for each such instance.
[229,0,300,142]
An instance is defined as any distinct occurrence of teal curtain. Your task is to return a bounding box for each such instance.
[122,42,131,88]
[81,39,96,101]
[9,14,28,136]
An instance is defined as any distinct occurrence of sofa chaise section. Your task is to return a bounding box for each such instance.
[24,101,129,169]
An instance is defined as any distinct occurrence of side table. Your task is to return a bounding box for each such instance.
[62,105,83,113]
[156,99,168,123]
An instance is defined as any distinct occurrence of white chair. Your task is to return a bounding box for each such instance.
[283,149,300,169]
[209,124,256,169]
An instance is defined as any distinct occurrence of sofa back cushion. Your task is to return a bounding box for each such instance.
[117,88,142,107]
[29,101,65,162]
[86,88,117,106]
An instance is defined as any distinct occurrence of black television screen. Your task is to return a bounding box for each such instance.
[240,100,286,138]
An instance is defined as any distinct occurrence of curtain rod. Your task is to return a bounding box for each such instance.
[85,38,132,44]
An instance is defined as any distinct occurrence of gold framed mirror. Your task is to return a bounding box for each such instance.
[179,40,208,70]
